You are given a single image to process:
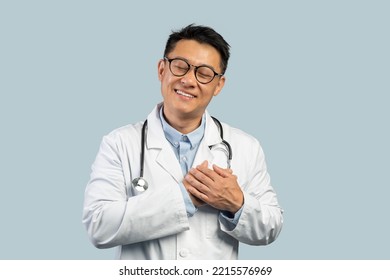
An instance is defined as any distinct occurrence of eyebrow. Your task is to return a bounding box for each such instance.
[170,56,218,72]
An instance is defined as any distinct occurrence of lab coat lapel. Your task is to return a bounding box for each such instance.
[146,104,183,183]
[155,145,183,183]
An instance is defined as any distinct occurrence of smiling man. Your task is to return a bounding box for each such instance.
[83,24,283,260]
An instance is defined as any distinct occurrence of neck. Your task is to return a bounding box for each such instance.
[162,108,203,134]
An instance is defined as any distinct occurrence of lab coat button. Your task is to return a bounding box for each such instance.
[179,249,189,258]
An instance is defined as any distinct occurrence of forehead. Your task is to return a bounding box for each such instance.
[168,39,222,71]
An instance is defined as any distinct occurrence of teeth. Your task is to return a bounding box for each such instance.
[176,90,195,98]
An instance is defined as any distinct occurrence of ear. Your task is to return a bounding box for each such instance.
[213,75,226,97]
[157,59,166,81]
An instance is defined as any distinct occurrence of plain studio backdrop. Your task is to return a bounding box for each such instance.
[0,0,389,259]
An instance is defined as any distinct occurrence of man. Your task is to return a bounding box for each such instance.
[82,24,283,259]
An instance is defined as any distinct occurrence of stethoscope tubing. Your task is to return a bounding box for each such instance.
[211,117,232,162]
[133,117,231,191]
[140,119,147,178]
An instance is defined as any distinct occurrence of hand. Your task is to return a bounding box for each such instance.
[184,160,244,213]
[183,178,206,208]
[183,162,208,208]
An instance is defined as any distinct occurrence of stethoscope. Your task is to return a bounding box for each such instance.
[131,117,232,192]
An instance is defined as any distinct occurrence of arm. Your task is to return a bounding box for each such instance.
[226,142,283,245]
[82,132,189,249]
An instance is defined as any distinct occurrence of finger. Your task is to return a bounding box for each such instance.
[194,164,220,182]
[188,192,206,207]
[212,164,233,178]
[188,167,215,188]
[182,177,192,190]
[183,178,207,207]
[187,184,209,203]
[185,173,211,193]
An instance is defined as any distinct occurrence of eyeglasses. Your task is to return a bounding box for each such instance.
[164,57,223,84]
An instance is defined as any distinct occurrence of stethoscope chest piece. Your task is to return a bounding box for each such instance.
[132,177,148,192]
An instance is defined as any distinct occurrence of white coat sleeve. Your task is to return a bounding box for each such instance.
[219,138,283,245]
[82,131,189,249]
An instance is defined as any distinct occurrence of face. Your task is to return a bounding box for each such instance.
[158,39,226,122]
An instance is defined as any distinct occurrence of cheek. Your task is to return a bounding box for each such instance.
[161,70,174,84]
[161,74,178,95]
[201,85,219,98]
[159,66,173,85]
[159,73,169,89]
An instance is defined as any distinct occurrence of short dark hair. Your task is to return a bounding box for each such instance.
[163,24,230,74]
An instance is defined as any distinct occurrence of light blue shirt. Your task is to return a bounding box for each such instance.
[159,108,242,228]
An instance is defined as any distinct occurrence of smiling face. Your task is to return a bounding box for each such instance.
[158,39,226,126]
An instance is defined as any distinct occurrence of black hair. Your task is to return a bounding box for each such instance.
[163,24,230,74]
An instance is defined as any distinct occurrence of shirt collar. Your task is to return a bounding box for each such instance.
[159,106,205,149]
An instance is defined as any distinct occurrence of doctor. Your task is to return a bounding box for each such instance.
[82,24,283,259]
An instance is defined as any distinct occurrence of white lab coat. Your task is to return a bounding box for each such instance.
[82,103,283,259]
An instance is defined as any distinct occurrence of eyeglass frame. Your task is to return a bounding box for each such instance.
[163,57,224,84]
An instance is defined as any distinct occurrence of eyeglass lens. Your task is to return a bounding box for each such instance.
[169,58,216,84]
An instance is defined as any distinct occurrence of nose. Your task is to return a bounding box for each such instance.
[180,67,197,86]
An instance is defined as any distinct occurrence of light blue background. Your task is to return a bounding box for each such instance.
[1,0,389,259]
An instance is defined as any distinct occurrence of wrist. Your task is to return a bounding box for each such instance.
[229,192,244,214]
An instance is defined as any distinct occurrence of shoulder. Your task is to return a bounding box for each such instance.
[108,121,143,137]
[222,122,261,147]
[219,122,268,177]
[220,122,266,162]
[101,121,144,148]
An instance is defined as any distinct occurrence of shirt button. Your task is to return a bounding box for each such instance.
[179,249,189,258]
[181,156,187,162]
[174,142,179,147]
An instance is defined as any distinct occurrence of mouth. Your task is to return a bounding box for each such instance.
[175,89,196,99]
